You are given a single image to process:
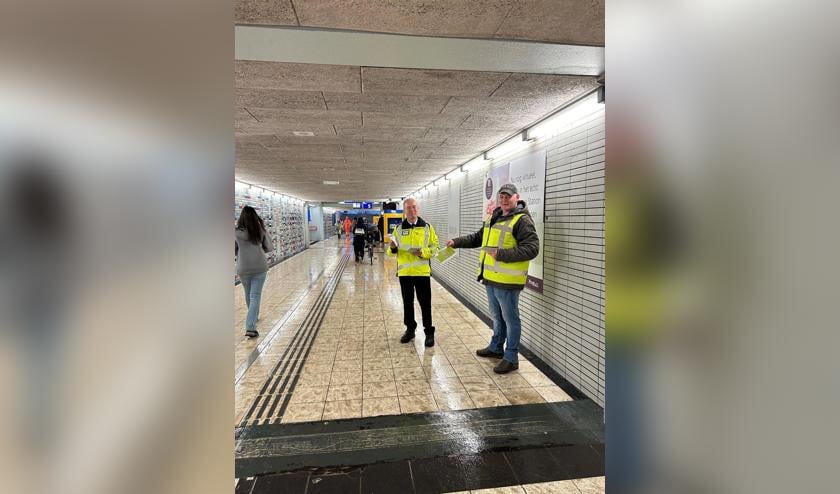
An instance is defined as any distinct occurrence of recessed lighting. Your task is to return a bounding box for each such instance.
[293,131,315,136]
[323,180,340,185]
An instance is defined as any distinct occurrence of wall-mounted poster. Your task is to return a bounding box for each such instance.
[483,164,511,220]
[509,149,546,293]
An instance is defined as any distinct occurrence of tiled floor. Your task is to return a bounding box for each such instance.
[234,236,573,426]
[444,476,605,493]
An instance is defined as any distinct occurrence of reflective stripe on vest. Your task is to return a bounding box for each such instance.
[478,213,530,285]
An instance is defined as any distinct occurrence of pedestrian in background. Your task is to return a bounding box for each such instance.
[235,206,273,338]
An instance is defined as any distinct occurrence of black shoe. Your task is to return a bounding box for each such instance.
[493,359,519,374]
[245,330,259,338]
[476,348,504,359]
[400,331,415,344]
[424,335,435,347]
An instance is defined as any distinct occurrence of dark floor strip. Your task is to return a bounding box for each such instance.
[239,255,349,427]
[235,400,603,479]
[244,445,602,494]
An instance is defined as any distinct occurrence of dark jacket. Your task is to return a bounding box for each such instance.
[452,200,539,290]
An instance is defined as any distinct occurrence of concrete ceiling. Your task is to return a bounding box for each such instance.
[234,2,604,202]
[235,61,599,200]
[236,0,605,46]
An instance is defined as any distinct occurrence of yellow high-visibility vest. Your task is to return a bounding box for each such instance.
[387,222,439,276]
[478,213,530,286]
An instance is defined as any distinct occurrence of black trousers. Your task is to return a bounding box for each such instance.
[353,238,365,260]
[399,276,434,335]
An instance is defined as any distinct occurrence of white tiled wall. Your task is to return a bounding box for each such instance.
[421,106,605,406]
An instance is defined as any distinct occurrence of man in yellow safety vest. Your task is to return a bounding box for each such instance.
[447,183,539,373]
[387,197,440,347]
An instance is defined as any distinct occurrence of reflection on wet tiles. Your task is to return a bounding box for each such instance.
[424,364,459,379]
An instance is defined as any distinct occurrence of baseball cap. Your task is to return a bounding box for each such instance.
[498,183,518,196]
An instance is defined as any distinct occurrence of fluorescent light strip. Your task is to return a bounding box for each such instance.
[485,132,530,161]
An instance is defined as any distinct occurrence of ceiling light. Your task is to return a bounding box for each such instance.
[461,155,488,173]
[293,131,315,136]
[445,169,463,181]
[485,132,530,161]
[526,92,600,140]
[323,180,340,185]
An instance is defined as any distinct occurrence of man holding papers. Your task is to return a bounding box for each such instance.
[446,184,539,373]
[387,198,440,347]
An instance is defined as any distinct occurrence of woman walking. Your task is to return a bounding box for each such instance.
[235,206,273,338]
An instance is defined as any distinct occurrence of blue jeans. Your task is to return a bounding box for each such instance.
[240,271,267,332]
[485,285,522,363]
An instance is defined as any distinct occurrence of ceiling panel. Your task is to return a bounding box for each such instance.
[490,74,599,99]
[361,67,509,96]
[323,93,450,113]
[493,0,605,46]
[235,60,360,92]
[290,0,517,38]
[236,121,337,136]
[236,88,326,110]
[362,111,466,129]
[236,0,298,25]
[235,62,599,200]
[247,108,363,128]
[235,0,603,47]
[336,127,429,142]
[441,96,565,117]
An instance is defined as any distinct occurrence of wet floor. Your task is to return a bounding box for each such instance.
[234,236,603,493]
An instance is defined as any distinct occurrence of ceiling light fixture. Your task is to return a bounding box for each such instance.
[485,132,530,161]
[461,155,488,173]
[323,180,340,185]
[292,131,315,136]
[526,91,600,140]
